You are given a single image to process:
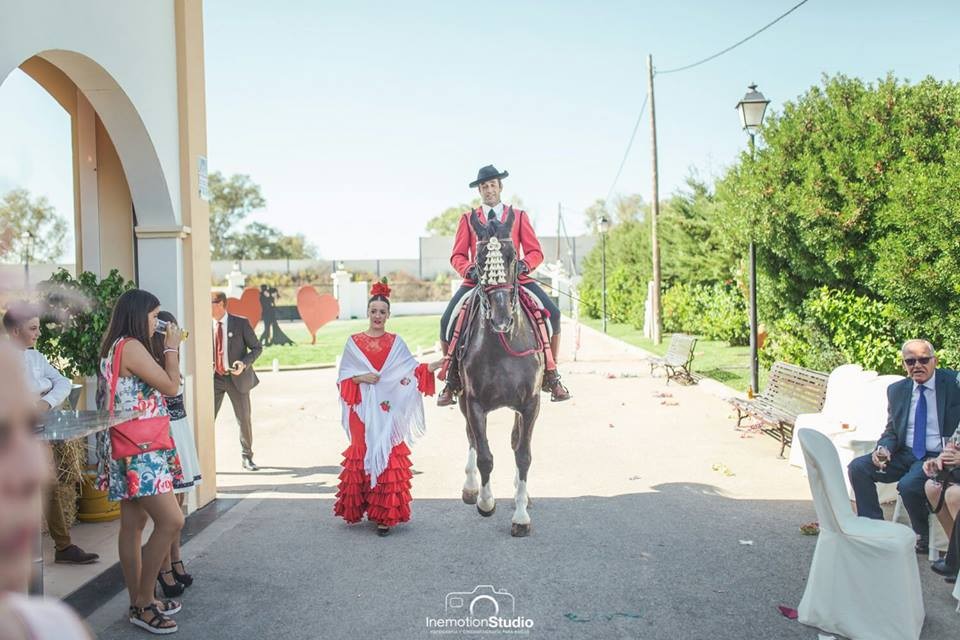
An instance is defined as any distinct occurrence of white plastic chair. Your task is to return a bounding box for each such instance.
[892,495,950,561]
[789,365,875,468]
[797,428,924,640]
[832,374,905,501]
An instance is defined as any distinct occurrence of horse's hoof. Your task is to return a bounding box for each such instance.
[511,523,531,537]
[462,489,478,505]
[477,503,496,517]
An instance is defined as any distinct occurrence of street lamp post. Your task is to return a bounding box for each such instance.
[599,216,610,333]
[21,231,34,287]
[736,83,770,396]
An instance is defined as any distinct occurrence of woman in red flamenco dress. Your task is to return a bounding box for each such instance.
[334,281,442,535]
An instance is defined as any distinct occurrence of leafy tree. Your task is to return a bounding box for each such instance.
[715,73,960,349]
[229,222,317,260]
[208,172,266,259]
[0,188,68,262]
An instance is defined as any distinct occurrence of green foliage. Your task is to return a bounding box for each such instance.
[208,172,317,260]
[0,188,68,262]
[762,288,902,373]
[661,282,748,346]
[715,73,960,349]
[579,219,650,322]
[36,269,136,379]
[208,172,266,260]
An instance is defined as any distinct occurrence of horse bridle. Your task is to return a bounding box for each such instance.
[475,236,520,328]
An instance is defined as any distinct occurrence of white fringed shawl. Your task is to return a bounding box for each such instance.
[337,335,426,487]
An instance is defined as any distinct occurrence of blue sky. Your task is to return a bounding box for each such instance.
[2,1,959,261]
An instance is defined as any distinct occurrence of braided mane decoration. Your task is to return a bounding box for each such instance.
[480,236,508,285]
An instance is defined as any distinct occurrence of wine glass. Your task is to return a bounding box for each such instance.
[875,447,889,474]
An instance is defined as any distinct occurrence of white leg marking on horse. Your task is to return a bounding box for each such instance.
[512,480,530,525]
[478,481,495,512]
[464,447,480,492]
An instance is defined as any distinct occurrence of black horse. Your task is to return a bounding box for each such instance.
[457,210,544,537]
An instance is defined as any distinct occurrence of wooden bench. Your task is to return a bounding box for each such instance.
[648,334,698,385]
[729,361,829,457]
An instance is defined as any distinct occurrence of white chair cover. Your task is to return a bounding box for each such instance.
[797,428,924,640]
[954,572,960,611]
[789,365,875,468]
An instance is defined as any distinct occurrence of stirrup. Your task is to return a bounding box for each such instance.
[437,385,459,407]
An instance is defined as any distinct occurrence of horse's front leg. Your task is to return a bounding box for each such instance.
[511,399,539,537]
[465,399,495,516]
[460,398,480,504]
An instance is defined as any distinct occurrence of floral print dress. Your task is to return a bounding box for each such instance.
[96,338,183,502]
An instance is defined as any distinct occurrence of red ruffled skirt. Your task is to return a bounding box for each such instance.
[333,416,413,527]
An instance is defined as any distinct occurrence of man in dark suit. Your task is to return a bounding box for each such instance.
[848,339,960,553]
[211,291,263,471]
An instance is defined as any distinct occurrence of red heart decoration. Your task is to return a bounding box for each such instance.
[297,285,339,344]
[226,288,262,330]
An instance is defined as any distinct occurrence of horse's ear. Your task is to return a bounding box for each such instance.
[469,210,487,240]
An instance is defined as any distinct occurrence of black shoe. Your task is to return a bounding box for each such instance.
[171,560,193,588]
[915,538,929,555]
[54,544,99,565]
[377,524,391,537]
[157,570,185,597]
[947,574,957,584]
[242,457,259,471]
[931,559,957,577]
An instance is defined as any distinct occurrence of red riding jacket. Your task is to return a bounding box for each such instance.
[450,207,544,286]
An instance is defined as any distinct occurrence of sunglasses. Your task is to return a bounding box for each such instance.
[903,357,932,366]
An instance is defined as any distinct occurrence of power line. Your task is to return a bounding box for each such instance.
[605,93,649,204]
[656,0,811,75]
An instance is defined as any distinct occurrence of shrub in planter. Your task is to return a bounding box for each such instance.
[36,269,136,379]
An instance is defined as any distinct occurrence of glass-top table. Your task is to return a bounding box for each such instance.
[31,409,142,596]
[37,409,141,442]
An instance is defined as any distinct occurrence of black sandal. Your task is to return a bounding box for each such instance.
[171,560,193,587]
[157,570,185,597]
[129,603,178,635]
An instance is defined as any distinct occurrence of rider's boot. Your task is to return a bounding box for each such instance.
[437,341,461,407]
[542,333,571,402]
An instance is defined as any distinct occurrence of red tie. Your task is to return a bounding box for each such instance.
[214,321,227,375]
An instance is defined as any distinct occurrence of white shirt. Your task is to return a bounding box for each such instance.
[905,372,942,454]
[212,313,231,372]
[481,203,505,219]
[21,348,71,409]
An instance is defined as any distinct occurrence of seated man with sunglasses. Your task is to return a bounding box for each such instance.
[848,340,960,554]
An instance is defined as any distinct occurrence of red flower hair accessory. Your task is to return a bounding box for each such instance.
[370,280,391,299]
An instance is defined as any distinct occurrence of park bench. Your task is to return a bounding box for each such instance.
[648,333,698,384]
[729,361,829,457]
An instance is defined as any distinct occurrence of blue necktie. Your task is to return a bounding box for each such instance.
[912,385,928,459]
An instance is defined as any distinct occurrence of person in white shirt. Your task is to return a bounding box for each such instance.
[3,302,99,565]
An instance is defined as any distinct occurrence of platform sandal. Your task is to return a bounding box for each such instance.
[129,603,178,635]
[171,560,193,587]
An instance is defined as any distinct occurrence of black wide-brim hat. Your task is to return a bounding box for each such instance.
[469,164,509,188]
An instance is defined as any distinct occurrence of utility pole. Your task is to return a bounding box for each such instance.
[556,202,561,261]
[647,54,662,344]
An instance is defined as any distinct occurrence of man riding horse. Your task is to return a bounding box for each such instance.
[437,164,571,406]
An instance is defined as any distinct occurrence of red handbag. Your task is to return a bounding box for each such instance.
[107,338,173,460]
